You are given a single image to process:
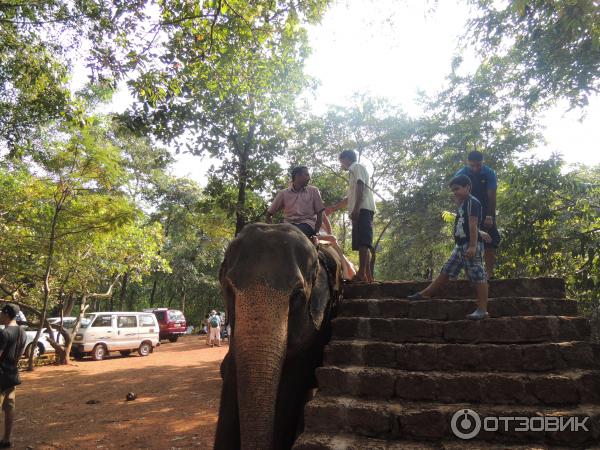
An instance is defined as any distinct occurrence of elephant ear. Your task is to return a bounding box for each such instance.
[309,248,341,330]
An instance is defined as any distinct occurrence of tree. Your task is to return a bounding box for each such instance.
[496,157,599,304]
[0,0,156,151]
[0,116,166,366]
[465,0,600,108]
[293,95,413,197]
[124,0,331,234]
[140,174,232,320]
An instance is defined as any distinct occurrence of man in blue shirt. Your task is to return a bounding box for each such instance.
[455,151,501,278]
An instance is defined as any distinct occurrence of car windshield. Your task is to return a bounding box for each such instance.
[168,310,184,322]
[49,318,78,328]
[79,315,96,328]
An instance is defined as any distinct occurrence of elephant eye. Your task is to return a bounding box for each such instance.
[290,287,307,305]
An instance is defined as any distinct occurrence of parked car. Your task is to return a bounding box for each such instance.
[144,308,187,342]
[48,316,80,331]
[23,326,63,358]
[71,312,160,361]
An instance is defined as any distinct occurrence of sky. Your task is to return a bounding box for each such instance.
[97,0,600,183]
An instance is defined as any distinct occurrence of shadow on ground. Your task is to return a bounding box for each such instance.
[15,337,227,449]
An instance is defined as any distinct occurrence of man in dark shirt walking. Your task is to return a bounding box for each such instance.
[455,150,501,278]
[0,304,27,448]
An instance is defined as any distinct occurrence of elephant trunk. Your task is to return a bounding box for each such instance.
[234,284,290,450]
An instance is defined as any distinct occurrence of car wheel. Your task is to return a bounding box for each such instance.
[168,335,178,343]
[138,342,151,357]
[91,344,108,361]
[24,343,41,358]
[119,350,132,357]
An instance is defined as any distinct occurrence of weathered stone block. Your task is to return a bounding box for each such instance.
[363,343,396,368]
[529,374,580,405]
[482,374,529,404]
[396,344,439,370]
[395,373,437,401]
[398,409,448,440]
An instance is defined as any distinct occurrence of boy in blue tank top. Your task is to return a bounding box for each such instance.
[408,175,489,320]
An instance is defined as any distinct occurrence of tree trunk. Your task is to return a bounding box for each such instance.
[150,210,172,304]
[118,271,129,311]
[64,293,76,316]
[149,274,159,306]
[28,186,68,371]
[370,218,392,279]
[181,291,186,315]
[235,154,248,235]
[127,286,135,310]
[62,295,90,362]
[234,127,253,236]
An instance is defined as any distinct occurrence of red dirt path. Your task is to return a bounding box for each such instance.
[15,336,227,449]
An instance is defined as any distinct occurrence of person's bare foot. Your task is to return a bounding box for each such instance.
[347,275,368,283]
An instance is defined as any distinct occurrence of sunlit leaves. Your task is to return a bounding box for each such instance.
[466,0,600,108]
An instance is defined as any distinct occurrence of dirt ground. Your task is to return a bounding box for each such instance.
[15,335,227,449]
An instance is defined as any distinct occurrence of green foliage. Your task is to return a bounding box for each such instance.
[466,0,600,108]
[0,116,167,320]
[123,0,331,232]
[2,0,598,332]
[497,157,599,306]
[0,0,154,151]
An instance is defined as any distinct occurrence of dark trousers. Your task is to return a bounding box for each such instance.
[351,209,374,251]
[292,223,315,239]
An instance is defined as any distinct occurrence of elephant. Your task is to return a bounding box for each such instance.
[214,223,342,450]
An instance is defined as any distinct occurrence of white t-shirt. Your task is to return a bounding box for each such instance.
[347,162,375,212]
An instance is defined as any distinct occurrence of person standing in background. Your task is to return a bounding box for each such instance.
[455,150,501,278]
[0,304,27,448]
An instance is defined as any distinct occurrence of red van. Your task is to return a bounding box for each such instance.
[145,308,187,342]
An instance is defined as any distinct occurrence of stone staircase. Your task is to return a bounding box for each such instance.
[294,278,600,449]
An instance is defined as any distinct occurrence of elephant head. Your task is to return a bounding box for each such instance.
[215,223,341,450]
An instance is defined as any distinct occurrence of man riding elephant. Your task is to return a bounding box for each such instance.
[266,166,325,243]
[214,223,341,450]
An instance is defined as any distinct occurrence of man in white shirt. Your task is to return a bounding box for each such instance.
[326,150,375,282]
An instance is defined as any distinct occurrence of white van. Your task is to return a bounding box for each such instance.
[71,312,160,361]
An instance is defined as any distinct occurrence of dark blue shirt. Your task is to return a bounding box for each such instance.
[455,165,497,217]
[454,195,483,245]
[0,325,26,389]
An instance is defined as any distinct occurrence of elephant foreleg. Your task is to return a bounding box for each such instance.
[214,352,240,450]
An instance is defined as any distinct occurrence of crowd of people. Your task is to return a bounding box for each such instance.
[267,149,501,321]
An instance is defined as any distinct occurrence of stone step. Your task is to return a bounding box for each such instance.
[338,297,578,320]
[324,341,600,372]
[293,432,576,449]
[316,366,600,405]
[303,396,600,446]
[332,316,590,344]
[343,278,566,300]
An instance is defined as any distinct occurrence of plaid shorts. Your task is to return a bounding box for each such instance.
[441,242,486,283]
